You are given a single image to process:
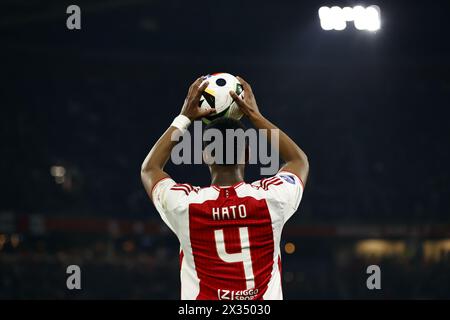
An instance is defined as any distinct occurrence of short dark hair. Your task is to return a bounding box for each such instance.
[203,117,248,165]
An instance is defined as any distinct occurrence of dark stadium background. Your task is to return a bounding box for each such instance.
[1,0,450,299]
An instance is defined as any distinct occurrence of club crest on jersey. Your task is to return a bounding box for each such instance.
[280,174,296,184]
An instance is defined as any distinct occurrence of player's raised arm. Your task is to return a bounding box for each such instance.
[230,76,309,185]
[141,77,214,201]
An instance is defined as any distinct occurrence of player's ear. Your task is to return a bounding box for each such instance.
[203,148,214,165]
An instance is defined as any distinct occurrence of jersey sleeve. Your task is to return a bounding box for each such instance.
[254,171,304,223]
[151,177,192,234]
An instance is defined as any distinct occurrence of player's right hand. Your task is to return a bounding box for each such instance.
[180,77,216,121]
[230,76,262,120]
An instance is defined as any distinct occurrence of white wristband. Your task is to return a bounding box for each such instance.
[171,115,191,133]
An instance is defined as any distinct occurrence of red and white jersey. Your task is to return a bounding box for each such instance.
[152,171,304,300]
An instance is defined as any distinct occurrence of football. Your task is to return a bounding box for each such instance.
[199,73,244,124]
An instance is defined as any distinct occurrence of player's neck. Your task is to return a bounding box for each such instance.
[210,165,244,187]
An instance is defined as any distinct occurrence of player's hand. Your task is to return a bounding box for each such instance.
[180,77,215,121]
[229,76,262,120]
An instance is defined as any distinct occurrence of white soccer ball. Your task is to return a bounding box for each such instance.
[199,73,244,124]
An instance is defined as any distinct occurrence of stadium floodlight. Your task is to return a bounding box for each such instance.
[342,6,354,21]
[365,5,381,31]
[318,5,381,31]
[330,6,346,30]
[318,6,333,30]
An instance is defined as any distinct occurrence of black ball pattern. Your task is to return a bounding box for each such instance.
[216,78,226,87]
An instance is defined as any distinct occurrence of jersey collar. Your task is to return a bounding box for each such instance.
[211,181,245,191]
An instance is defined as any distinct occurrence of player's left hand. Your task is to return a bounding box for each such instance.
[230,76,262,120]
[180,77,216,121]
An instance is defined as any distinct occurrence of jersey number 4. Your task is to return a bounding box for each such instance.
[214,227,255,289]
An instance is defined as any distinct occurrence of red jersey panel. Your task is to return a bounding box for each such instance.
[189,187,274,300]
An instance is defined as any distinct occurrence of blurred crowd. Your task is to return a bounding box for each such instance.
[1,235,449,299]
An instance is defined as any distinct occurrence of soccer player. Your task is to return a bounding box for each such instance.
[141,76,309,300]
